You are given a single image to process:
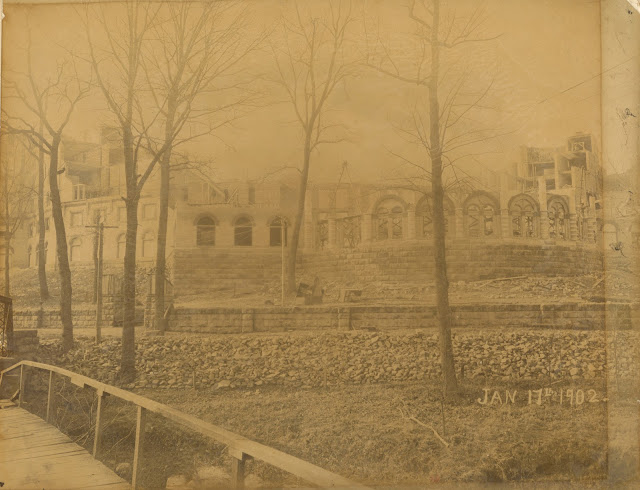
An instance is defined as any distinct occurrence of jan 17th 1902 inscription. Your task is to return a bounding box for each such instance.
[477,388,607,406]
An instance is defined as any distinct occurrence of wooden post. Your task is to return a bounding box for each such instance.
[132,406,147,489]
[93,389,106,458]
[281,217,285,306]
[96,222,104,344]
[230,450,248,490]
[18,364,24,407]
[45,371,54,423]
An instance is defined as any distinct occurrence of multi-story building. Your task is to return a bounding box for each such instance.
[11,132,605,296]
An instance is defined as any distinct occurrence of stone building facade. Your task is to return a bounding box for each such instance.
[14,132,604,296]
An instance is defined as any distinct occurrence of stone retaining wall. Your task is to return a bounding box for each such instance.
[301,240,603,284]
[168,302,638,334]
[13,304,118,329]
[171,240,603,297]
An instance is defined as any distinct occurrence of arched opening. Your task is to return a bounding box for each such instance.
[509,194,538,238]
[141,232,155,258]
[27,246,32,268]
[117,234,126,258]
[70,237,82,262]
[196,216,216,246]
[416,195,455,238]
[464,193,498,238]
[375,199,404,240]
[270,217,288,247]
[548,198,569,240]
[234,217,253,246]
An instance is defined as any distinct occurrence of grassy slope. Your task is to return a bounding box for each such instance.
[138,379,611,486]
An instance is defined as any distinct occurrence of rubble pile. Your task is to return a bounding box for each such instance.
[177,270,637,307]
[37,330,638,390]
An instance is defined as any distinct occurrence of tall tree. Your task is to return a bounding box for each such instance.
[15,132,51,301]
[2,41,90,351]
[272,2,357,293]
[143,1,261,333]
[366,0,499,396]
[0,135,34,296]
[36,135,50,300]
[84,0,173,381]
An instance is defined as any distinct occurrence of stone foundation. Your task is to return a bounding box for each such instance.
[168,302,637,334]
[171,240,603,298]
[12,304,118,329]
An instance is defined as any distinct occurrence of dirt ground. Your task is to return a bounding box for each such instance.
[132,379,615,487]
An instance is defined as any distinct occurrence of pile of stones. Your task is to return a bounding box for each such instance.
[37,329,637,390]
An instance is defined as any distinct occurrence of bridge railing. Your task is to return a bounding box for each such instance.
[1,360,369,490]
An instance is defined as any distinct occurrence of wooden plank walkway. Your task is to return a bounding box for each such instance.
[0,401,129,489]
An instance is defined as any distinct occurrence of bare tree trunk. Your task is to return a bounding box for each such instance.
[92,213,99,303]
[4,174,10,296]
[49,138,74,351]
[154,102,175,334]
[121,195,139,381]
[429,0,457,396]
[286,137,312,293]
[3,234,9,296]
[37,145,49,300]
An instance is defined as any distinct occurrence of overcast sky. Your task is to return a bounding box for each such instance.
[2,0,605,184]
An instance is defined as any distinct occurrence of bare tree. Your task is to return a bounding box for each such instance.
[366,0,500,396]
[272,2,357,293]
[143,1,262,334]
[82,0,173,381]
[16,132,51,301]
[2,41,90,351]
[0,135,34,296]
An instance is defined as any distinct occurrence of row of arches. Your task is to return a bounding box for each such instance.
[195,215,289,247]
[372,192,571,242]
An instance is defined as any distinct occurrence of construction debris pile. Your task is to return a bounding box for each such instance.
[37,329,637,390]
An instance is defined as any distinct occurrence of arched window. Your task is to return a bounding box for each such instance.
[464,194,498,238]
[70,237,82,262]
[196,217,216,246]
[234,217,253,246]
[416,196,455,238]
[142,232,155,258]
[375,199,404,240]
[35,244,40,266]
[548,198,568,240]
[44,241,48,265]
[509,195,538,238]
[270,217,288,247]
[27,246,32,268]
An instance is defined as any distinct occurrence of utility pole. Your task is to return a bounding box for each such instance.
[86,219,117,344]
[281,216,285,306]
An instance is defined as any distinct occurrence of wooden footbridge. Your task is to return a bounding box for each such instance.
[0,361,368,489]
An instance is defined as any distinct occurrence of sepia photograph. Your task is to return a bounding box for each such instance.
[0,0,638,488]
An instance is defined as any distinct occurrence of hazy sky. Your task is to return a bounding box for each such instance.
[1,0,604,184]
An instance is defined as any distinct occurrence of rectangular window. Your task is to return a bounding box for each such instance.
[70,212,83,227]
[109,147,123,166]
[45,218,50,231]
[72,184,86,201]
[118,207,127,223]
[142,203,156,220]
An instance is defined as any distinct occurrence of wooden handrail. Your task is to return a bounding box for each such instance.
[0,360,368,489]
